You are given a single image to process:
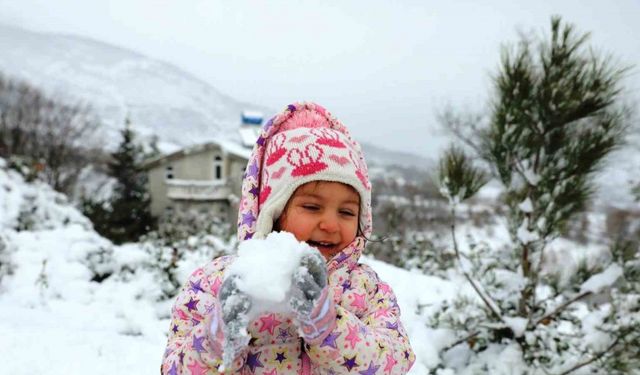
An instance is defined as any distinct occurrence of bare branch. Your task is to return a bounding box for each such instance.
[443,331,480,352]
[557,335,620,375]
[0,73,102,194]
[450,206,504,322]
[533,290,592,328]
[437,107,487,158]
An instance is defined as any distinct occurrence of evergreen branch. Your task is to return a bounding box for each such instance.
[533,290,592,328]
[530,239,550,314]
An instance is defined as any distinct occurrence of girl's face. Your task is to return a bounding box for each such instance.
[277,181,360,260]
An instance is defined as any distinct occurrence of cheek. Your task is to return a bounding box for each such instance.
[278,212,312,240]
[343,221,359,241]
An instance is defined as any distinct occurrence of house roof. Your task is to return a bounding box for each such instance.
[142,138,253,170]
[239,126,261,147]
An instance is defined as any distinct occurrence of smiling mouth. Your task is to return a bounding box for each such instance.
[306,240,337,250]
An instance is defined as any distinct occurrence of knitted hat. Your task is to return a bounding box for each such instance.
[237,102,372,269]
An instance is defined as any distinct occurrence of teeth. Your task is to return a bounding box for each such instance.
[310,241,334,247]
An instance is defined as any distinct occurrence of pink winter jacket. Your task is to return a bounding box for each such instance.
[161,102,415,374]
[161,251,415,374]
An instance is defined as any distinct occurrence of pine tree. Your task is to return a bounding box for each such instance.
[433,17,638,374]
[84,118,154,244]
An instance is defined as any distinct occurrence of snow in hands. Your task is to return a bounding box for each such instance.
[221,231,320,368]
[225,231,319,318]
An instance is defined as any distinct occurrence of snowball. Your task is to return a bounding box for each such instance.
[580,264,623,294]
[225,231,316,319]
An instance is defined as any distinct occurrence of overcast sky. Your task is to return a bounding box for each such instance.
[1,0,639,157]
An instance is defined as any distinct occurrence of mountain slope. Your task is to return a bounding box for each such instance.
[0,23,270,152]
[0,23,438,171]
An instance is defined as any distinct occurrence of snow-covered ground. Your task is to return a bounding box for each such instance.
[1,158,629,375]
[0,160,467,374]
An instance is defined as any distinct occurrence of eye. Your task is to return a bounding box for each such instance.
[302,204,320,211]
[339,209,356,217]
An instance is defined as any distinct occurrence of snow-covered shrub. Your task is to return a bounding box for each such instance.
[84,244,116,282]
[12,182,91,231]
[137,209,236,299]
[139,233,234,300]
[15,190,41,231]
[367,231,456,277]
[153,208,233,245]
[0,232,15,288]
[368,174,454,269]
[6,155,40,183]
[430,18,638,374]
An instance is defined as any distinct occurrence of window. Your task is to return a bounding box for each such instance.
[213,155,223,180]
[165,165,174,180]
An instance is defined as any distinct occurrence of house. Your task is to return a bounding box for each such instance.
[143,111,263,225]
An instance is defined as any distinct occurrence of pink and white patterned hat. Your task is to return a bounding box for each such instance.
[237,102,372,252]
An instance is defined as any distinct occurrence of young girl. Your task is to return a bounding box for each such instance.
[162,102,415,374]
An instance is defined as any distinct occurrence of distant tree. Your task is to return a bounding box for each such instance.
[432,17,638,374]
[83,118,154,244]
[0,73,100,194]
[633,182,640,202]
[144,134,162,160]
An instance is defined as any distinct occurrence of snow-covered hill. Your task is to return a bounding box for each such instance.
[0,23,270,152]
[0,23,437,172]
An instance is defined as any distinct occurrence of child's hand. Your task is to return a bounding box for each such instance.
[219,275,252,366]
[289,250,328,317]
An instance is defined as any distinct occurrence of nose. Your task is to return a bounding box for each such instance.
[318,213,339,233]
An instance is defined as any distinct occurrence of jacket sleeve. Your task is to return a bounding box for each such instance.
[161,255,247,374]
[305,264,415,374]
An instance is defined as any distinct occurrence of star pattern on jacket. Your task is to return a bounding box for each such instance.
[384,353,398,374]
[258,313,282,335]
[342,355,359,371]
[161,253,416,374]
[345,323,362,349]
[245,352,264,372]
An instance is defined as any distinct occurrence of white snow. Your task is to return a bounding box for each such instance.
[225,231,316,318]
[580,263,623,294]
[517,197,533,213]
[522,167,541,186]
[503,316,528,337]
[516,218,540,244]
[0,157,633,375]
[0,163,463,374]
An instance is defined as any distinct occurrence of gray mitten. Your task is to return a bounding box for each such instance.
[219,275,252,367]
[289,249,328,317]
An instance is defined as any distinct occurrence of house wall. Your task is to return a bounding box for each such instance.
[226,153,251,226]
[147,144,249,227]
[148,166,170,217]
